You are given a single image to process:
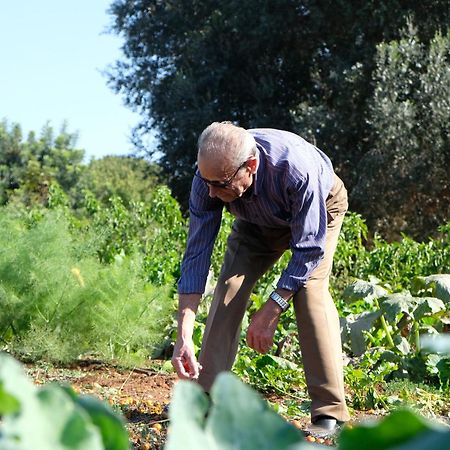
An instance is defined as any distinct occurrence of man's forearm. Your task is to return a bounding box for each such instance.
[177,293,202,339]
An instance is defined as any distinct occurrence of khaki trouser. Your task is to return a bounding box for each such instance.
[198,175,350,422]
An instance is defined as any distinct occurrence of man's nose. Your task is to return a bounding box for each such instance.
[208,185,218,198]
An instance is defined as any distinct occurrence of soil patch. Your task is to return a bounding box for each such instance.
[25,360,448,449]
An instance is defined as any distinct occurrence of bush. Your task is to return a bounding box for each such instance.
[0,208,173,365]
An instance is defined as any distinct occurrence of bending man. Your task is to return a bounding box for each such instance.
[172,122,350,434]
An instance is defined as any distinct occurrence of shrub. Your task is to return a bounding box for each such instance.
[0,208,173,365]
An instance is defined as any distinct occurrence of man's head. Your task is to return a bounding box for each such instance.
[196,122,258,202]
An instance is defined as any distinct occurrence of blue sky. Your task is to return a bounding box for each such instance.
[0,1,151,161]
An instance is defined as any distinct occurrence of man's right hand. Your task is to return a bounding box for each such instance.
[172,293,202,379]
[171,338,202,380]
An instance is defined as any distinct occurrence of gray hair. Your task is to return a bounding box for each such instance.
[197,122,256,167]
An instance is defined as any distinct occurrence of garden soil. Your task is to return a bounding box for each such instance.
[25,360,440,449]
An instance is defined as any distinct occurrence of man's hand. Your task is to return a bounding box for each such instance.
[172,293,202,380]
[246,299,283,353]
[171,337,202,380]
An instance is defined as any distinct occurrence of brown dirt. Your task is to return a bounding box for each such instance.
[27,360,176,449]
[25,360,447,449]
[28,360,176,405]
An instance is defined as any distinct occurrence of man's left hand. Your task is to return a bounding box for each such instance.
[246,300,283,353]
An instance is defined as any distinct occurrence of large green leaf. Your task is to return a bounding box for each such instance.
[379,293,417,323]
[413,297,446,320]
[343,280,388,305]
[208,373,305,449]
[165,379,212,449]
[166,373,312,450]
[76,396,130,450]
[1,381,103,450]
[0,353,129,450]
[413,275,450,303]
[339,409,445,450]
[341,311,382,356]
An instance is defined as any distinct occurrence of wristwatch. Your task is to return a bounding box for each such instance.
[269,291,290,312]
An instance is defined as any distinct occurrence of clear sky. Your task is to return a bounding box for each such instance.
[0,1,148,161]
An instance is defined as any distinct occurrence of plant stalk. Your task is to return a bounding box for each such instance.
[413,322,420,353]
[380,314,395,349]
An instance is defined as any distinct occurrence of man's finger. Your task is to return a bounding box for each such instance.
[172,357,191,379]
[186,354,200,379]
[261,335,272,353]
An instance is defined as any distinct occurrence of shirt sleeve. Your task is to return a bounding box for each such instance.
[276,175,329,292]
[177,176,223,294]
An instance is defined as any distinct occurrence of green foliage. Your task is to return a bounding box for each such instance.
[339,409,450,450]
[340,275,450,402]
[78,185,187,286]
[352,26,450,240]
[0,120,85,206]
[75,156,160,207]
[341,277,449,355]
[0,353,129,450]
[333,213,450,294]
[344,349,398,410]
[109,0,448,242]
[142,185,187,285]
[233,348,307,397]
[0,208,173,365]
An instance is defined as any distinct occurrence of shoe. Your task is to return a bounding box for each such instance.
[305,415,341,438]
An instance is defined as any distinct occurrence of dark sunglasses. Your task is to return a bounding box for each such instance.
[195,161,248,189]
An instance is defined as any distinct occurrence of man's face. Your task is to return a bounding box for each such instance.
[197,156,255,202]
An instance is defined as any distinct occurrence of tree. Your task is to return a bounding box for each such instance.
[76,155,161,206]
[351,27,450,240]
[108,0,448,225]
[0,120,85,206]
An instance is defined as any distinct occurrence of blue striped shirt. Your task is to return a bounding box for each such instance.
[177,128,335,294]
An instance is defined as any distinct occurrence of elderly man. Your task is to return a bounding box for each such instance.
[172,122,350,435]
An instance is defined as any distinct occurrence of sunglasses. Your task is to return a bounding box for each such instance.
[195,161,248,189]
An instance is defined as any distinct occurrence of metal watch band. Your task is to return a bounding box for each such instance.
[269,291,289,311]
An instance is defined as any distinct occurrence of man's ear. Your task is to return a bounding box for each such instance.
[247,156,258,174]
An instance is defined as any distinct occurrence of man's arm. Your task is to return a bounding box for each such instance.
[177,175,223,293]
[173,175,223,378]
[171,293,202,379]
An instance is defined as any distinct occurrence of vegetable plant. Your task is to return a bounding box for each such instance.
[0,352,130,450]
